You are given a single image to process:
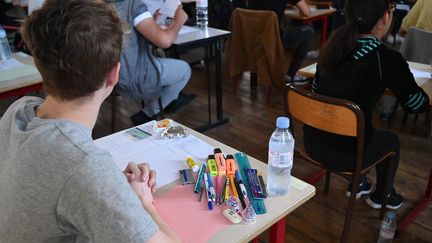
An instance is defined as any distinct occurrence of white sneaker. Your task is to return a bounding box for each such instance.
[285,74,310,85]
[306,49,320,59]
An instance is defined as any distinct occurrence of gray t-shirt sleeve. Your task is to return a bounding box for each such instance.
[56,152,157,242]
[131,0,149,19]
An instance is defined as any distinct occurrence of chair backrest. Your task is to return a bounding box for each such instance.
[285,84,364,138]
[226,8,285,88]
[400,27,432,64]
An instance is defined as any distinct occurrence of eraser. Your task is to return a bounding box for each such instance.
[223,209,242,224]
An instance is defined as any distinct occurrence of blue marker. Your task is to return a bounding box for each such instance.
[204,173,213,210]
[206,172,216,202]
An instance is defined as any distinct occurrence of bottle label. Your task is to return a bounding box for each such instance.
[196,0,208,8]
[268,151,293,167]
[379,229,395,239]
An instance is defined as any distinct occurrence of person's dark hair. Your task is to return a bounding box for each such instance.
[21,0,124,100]
[318,0,391,78]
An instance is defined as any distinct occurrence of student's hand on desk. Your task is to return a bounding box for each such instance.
[124,162,157,193]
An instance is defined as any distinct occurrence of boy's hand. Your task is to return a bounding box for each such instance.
[124,162,157,193]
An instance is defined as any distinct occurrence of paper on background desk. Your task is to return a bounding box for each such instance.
[411,68,432,87]
[94,123,214,188]
[179,25,199,35]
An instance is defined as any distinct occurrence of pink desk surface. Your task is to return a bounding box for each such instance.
[155,185,230,243]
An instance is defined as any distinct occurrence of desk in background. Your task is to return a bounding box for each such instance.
[95,123,315,242]
[0,52,42,100]
[170,26,231,132]
[284,7,336,46]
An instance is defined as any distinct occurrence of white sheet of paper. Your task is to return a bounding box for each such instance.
[0,57,25,71]
[94,124,214,188]
[179,25,199,35]
[411,68,432,86]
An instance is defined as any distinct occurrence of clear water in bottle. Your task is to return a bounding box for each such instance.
[267,117,294,196]
[377,211,397,243]
[0,25,12,61]
[196,0,208,29]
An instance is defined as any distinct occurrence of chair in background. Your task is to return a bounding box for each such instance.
[285,84,395,242]
[226,8,286,102]
[110,91,164,133]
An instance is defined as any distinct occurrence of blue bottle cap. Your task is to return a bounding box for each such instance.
[276,116,290,129]
[387,211,395,219]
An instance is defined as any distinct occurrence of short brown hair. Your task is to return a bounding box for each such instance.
[21,0,124,100]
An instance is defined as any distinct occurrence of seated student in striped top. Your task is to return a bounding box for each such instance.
[304,0,430,210]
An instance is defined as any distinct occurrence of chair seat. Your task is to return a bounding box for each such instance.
[296,146,396,176]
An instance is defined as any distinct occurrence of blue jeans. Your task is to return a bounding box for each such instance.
[283,25,314,77]
[143,58,191,116]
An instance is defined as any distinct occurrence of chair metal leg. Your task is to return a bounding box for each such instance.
[341,174,361,242]
[324,170,331,194]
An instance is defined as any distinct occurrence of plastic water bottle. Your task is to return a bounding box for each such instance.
[0,25,12,61]
[196,0,208,29]
[267,116,294,196]
[377,211,397,243]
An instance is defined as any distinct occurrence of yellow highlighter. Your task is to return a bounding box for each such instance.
[207,156,218,176]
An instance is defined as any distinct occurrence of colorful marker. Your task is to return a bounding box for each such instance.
[214,148,226,175]
[204,173,213,210]
[235,170,248,198]
[224,176,230,201]
[193,163,207,193]
[205,172,216,202]
[207,156,218,176]
[225,155,239,198]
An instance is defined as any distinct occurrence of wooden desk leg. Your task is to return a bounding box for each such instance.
[397,169,432,232]
[270,217,286,243]
[321,15,328,46]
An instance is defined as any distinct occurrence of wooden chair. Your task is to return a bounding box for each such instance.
[111,91,164,133]
[285,84,395,242]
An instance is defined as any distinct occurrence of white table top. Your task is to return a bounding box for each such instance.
[174,26,230,46]
[0,52,42,94]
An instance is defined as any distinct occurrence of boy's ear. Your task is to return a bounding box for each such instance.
[106,62,120,88]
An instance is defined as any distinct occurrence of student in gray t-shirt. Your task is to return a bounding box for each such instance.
[0,0,179,242]
[110,0,195,125]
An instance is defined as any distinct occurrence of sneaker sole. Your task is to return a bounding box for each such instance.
[366,198,403,210]
[345,187,372,199]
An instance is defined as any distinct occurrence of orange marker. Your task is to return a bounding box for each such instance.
[225,155,239,198]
